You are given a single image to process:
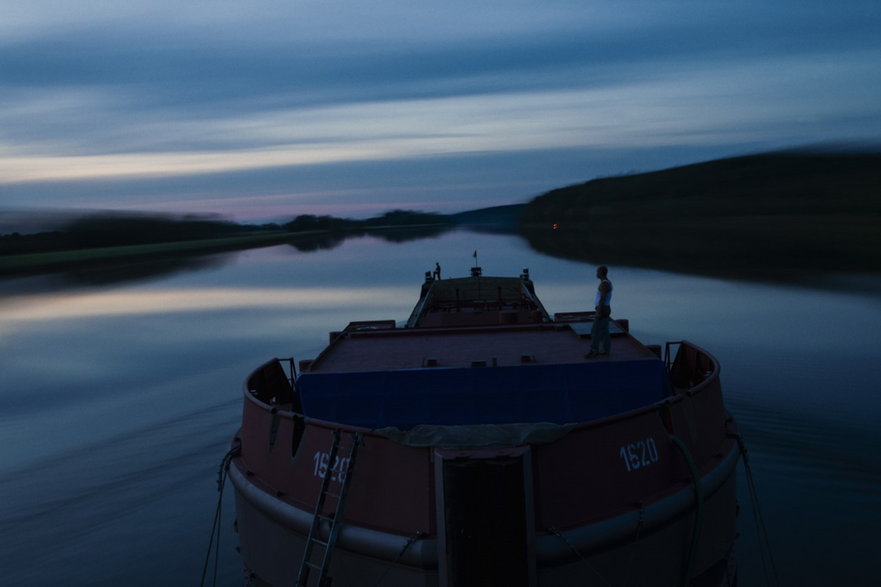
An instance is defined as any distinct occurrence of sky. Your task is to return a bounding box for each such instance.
[1,0,880,225]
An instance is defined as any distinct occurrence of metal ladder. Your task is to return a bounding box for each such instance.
[296,429,362,587]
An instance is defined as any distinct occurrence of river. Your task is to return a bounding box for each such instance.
[1,229,880,586]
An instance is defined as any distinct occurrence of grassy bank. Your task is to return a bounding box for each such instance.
[0,231,297,276]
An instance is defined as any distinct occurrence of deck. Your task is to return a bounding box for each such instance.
[309,318,652,374]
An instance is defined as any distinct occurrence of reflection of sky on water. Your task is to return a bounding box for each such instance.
[618,269,881,427]
[5,234,880,430]
[2,231,881,585]
[0,287,407,324]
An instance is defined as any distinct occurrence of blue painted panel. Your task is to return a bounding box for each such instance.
[297,360,670,429]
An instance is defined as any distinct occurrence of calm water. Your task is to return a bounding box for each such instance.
[2,230,880,586]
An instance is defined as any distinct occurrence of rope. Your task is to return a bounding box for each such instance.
[547,527,613,587]
[669,434,704,587]
[370,530,424,587]
[200,444,241,587]
[622,505,646,587]
[731,434,780,587]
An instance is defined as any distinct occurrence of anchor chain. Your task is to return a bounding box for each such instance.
[200,443,241,587]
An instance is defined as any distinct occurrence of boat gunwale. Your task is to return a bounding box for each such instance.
[242,339,720,438]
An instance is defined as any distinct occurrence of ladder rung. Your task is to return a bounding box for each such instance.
[297,429,362,585]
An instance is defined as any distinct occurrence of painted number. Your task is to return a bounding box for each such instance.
[619,437,660,473]
[312,451,350,483]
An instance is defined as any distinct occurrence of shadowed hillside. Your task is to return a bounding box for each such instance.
[520,150,881,285]
[450,204,527,234]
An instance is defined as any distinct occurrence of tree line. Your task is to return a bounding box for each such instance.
[1,210,452,256]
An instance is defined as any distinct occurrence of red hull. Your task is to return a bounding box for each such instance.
[229,274,740,586]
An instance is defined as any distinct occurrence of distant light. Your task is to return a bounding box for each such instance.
[552,223,558,230]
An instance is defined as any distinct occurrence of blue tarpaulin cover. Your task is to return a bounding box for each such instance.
[297,359,671,430]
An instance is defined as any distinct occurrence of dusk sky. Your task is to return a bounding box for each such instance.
[2,0,879,224]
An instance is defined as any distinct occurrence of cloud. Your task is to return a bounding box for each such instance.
[4,47,879,182]
[1,1,879,220]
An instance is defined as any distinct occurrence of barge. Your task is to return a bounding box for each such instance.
[229,269,740,586]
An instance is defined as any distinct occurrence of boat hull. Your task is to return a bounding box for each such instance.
[230,439,738,586]
[228,276,742,586]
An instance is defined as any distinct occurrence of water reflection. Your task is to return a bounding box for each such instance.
[5,218,880,297]
[522,222,881,295]
[287,225,456,251]
[62,254,231,286]
[0,225,463,290]
[288,233,348,252]
[0,286,409,324]
[1,231,880,586]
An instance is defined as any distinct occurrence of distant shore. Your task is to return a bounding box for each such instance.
[3,149,880,290]
[0,231,294,276]
[519,150,881,288]
[0,211,456,278]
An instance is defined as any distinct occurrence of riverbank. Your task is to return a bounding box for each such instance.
[4,149,879,289]
[0,210,456,280]
[519,150,881,287]
[0,223,461,285]
[0,231,296,277]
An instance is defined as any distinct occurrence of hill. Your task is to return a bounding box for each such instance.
[450,204,526,234]
[520,150,881,285]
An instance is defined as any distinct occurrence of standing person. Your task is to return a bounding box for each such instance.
[433,262,442,280]
[587,266,613,357]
